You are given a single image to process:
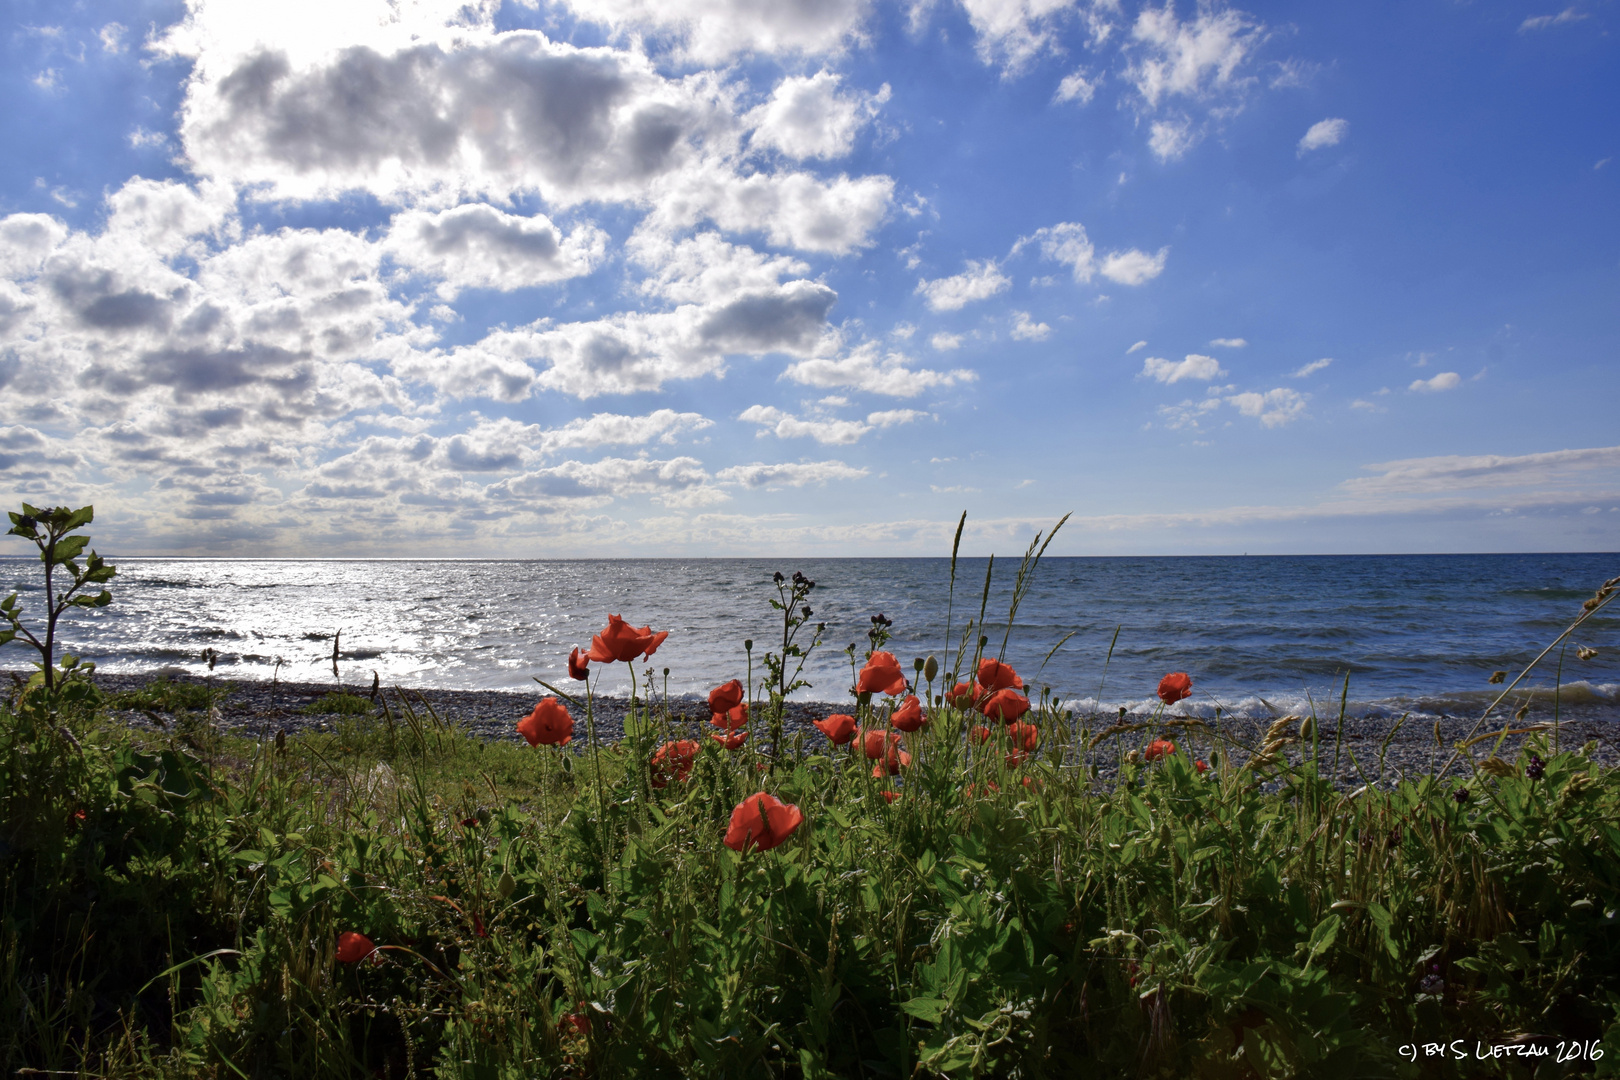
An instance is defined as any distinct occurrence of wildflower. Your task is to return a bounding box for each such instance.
[981,688,1030,724]
[1452,785,1470,804]
[1007,721,1039,753]
[970,724,992,745]
[335,932,376,964]
[1194,759,1209,774]
[710,702,749,730]
[977,657,1023,692]
[517,698,573,746]
[708,679,745,715]
[857,651,908,695]
[1157,672,1192,705]
[473,914,487,938]
[724,792,805,852]
[651,740,699,788]
[872,748,911,777]
[71,808,86,824]
[947,681,980,709]
[559,1005,591,1036]
[711,730,748,750]
[586,614,669,664]
[881,790,901,804]
[863,728,902,760]
[1005,751,1029,767]
[567,647,589,680]
[1525,753,1545,780]
[813,713,858,745]
[1144,738,1175,762]
[891,695,927,732]
[965,781,999,798]
[460,817,479,828]
[1418,965,1444,995]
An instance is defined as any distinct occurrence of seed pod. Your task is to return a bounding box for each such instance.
[1488,670,1507,684]
[1478,757,1515,778]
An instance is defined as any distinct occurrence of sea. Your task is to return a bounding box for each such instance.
[2,553,1616,722]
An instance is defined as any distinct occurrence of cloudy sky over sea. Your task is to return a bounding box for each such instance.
[1,0,1616,556]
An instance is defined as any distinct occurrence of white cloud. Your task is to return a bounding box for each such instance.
[748,70,890,160]
[1124,4,1264,109]
[646,163,895,255]
[1019,221,1168,286]
[1126,339,1147,354]
[1053,69,1099,105]
[781,342,976,397]
[1409,371,1461,393]
[1344,446,1620,496]
[1520,7,1586,31]
[953,0,1095,72]
[1099,246,1167,284]
[1226,387,1306,427]
[627,230,809,305]
[1147,117,1198,161]
[99,23,127,53]
[716,459,868,487]
[541,409,714,452]
[1208,337,1246,348]
[384,204,607,298]
[739,403,925,444]
[930,332,964,351]
[915,259,1010,311]
[1142,353,1225,384]
[1291,357,1332,378]
[1297,117,1348,155]
[1010,310,1051,340]
[548,0,873,63]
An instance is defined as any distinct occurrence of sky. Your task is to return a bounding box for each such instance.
[1,0,1616,557]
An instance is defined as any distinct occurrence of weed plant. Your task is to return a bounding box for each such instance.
[2,506,1619,1078]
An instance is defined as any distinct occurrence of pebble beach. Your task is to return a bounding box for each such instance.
[75,669,1620,789]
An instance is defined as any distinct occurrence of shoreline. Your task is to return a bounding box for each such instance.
[44,669,1620,787]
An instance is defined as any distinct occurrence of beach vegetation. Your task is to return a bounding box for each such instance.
[3,503,1620,1077]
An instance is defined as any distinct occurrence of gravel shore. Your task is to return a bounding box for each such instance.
[73,669,1620,788]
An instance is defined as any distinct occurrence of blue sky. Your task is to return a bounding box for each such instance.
[1,0,1616,556]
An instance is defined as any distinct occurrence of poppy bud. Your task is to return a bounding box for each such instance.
[336,932,376,964]
[923,656,939,682]
[744,639,753,651]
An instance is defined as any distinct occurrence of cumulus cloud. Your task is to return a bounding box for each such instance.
[645,162,894,255]
[781,342,975,397]
[915,259,1010,311]
[739,403,925,444]
[1147,117,1198,161]
[1297,117,1347,155]
[384,204,607,298]
[716,459,868,487]
[627,230,810,305]
[930,332,963,351]
[1226,387,1306,427]
[1291,357,1331,378]
[1010,310,1051,340]
[1124,4,1264,109]
[1053,69,1099,104]
[1142,353,1224,383]
[747,70,890,160]
[1019,221,1167,284]
[950,0,1119,73]
[550,0,872,63]
[1409,371,1461,393]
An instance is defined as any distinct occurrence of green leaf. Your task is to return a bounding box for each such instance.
[1366,902,1398,959]
[900,996,948,1024]
[54,535,88,563]
[1304,913,1340,968]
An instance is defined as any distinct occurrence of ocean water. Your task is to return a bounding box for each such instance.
[1,553,1616,721]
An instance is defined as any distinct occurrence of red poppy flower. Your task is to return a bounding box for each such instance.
[872,748,911,777]
[965,781,999,798]
[1144,738,1176,762]
[863,728,902,760]
[708,679,744,714]
[980,688,1030,724]
[813,713,858,745]
[473,914,487,938]
[1157,672,1192,705]
[559,1006,591,1036]
[947,681,980,709]
[857,651,908,695]
[711,730,748,750]
[977,657,1023,693]
[651,739,699,787]
[586,614,669,664]
[567,647,589,681]
[517,698,573,746]
[970,724,992,745]
[881,790,901,804]
[891,694,927,732]
[710,702,749,730]
[1007,721,1039,752]
[724,792,805,852]
[1194,759,1209,774]
[1005,751,1029,767]
[336,932,376,964]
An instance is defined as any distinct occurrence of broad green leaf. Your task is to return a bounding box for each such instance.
[899,996,948,1024]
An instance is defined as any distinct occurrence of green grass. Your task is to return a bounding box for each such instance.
[107,674,232,714]
[3,674,1620,1079]
[301,691,380,717]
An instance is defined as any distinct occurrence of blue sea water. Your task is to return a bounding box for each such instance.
[1,553,1616,721]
